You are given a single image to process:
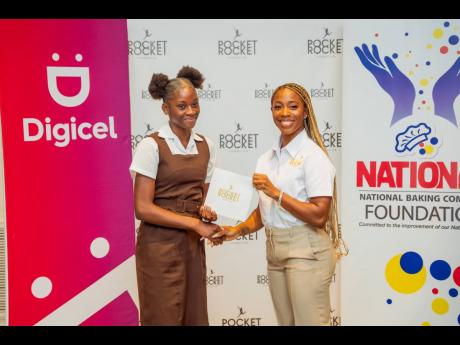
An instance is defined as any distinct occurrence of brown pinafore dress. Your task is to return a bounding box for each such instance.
[135,132,210,325]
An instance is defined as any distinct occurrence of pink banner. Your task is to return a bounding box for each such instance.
[0,19,137,325]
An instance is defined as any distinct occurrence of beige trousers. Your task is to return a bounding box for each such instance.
[265,224,336,326]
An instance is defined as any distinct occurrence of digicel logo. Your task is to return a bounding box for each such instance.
[356,161,459,189]
[22,52,118,148]
[23,116,117,148]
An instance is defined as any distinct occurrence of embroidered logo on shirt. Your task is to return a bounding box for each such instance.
[289,156,304,167]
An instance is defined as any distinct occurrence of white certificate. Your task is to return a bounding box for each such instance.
[204,167,255,222]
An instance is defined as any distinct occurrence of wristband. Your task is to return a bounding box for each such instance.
[277,191,284,207]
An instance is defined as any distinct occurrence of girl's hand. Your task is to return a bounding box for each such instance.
[199,204,218,222]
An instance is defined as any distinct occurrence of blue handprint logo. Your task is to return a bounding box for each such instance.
[355,44,416,126]
[432,57,460,127]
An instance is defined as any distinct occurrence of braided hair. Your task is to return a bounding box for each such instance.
[271,83,348,259]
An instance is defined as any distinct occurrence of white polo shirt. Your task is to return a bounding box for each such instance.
[255,130,335,229]
[129,123,216,183]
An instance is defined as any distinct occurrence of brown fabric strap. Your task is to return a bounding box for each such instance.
[155,199,202,213]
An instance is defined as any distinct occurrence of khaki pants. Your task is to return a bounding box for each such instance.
[265,224,336,326]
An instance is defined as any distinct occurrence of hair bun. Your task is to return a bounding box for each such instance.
[148,73,169,99]
[177,66,205,89]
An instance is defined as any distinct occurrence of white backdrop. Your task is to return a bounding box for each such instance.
[127,19,344,325]
[342,19,460,325]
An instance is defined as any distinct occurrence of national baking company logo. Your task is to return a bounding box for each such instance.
[198,83,222,101]
[221,306,262,326]
[219,122,259,151]
[128,27,167,57]
[306,27,343,56]
[23,52,118,148]
[218,28,257,58]
[395,123,441,159]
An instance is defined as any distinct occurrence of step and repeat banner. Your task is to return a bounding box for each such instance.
[127,19,344,326]
[0,19,138,325]
[342,20,460,325]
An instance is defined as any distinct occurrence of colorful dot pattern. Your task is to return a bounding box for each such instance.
[385,251,460,325]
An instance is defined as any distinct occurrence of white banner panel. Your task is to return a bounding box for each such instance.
[342,19,460,325]
[128,19,344,325]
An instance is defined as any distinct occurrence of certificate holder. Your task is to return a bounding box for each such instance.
[204,167,255,221]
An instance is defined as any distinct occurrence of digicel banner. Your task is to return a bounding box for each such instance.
[0,19,138,325]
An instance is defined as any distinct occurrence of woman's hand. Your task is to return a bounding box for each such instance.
[199,204,218,222]
[253,173,280,200]
[221,225,242,241]
[207,233,225,247]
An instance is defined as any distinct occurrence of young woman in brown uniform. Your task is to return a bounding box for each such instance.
[130,66,221,325]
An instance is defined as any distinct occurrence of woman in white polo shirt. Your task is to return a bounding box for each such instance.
[222,82,347,326]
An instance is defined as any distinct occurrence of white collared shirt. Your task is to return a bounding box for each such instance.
[129,124,216,183]
[255,130,335,228]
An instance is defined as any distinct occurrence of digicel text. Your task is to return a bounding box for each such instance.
[23,116,117,148]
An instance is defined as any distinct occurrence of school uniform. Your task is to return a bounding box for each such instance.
[130,124,215,325]
[255,130,336,326]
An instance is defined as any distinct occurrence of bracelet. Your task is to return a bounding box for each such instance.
[277,191,284,207]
